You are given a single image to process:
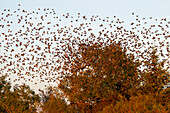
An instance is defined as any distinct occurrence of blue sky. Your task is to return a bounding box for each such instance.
[0,0,169,93]
[0,0,170,19]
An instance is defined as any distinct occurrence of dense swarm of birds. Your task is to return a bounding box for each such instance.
[0,4,169,89]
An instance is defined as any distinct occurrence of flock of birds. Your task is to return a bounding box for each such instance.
[0,4,169,89]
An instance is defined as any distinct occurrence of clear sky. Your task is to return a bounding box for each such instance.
[0,0,170,19]
[0,0,169,93]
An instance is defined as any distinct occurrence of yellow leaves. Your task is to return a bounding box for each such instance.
[100,94,169,113]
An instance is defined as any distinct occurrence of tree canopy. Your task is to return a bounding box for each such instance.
[0,4,169,113]
[0,75,40,113]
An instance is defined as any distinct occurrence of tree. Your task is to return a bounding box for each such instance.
[99,94,169,113]
[40,86,69,113]
[58,42,140,112]
[139,48,169,94]
[0,5,169,113]
[156,87,170,111]
[0,75,40,113]
[0,75,11,112]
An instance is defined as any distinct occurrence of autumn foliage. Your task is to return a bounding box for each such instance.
[0,76,40,113]
[0,4,170,113]
[39,43,170,113]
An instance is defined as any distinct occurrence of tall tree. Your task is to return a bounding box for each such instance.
[58,42,140,112]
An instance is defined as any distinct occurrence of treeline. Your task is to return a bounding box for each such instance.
[0,43,169,113]
[0,6,169,112]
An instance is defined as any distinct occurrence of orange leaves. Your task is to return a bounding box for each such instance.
[58,40,141,112]
[0,4,169,113]
[101,94,169,113]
